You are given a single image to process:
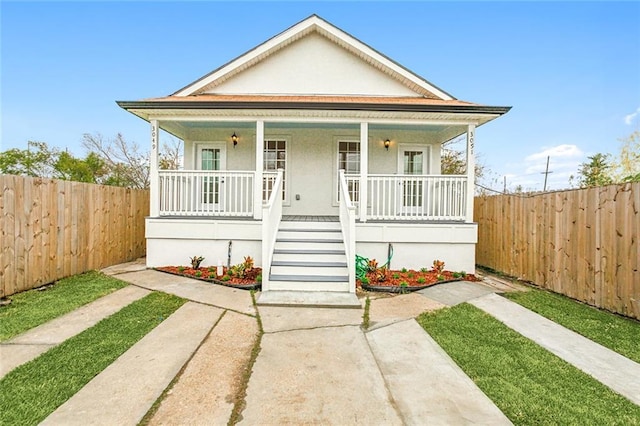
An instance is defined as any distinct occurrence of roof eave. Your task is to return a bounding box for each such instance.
[116,100,511,116]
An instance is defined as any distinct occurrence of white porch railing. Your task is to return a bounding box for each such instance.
[345,175,360,204]
[365,174,468,221]
[263,171,278,202]
[261,169,284,291]
[159,170,255,216]
[158,170,284,217]
[338,170,357,293]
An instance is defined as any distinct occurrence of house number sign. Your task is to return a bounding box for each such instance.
[151,124,158,151]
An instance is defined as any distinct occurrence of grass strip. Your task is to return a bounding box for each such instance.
[417,304,640,425]
[362,296,371,330]
[0,292,185,426]
[228,291,263,426]
[0,271,127,341]
[504,288,640,364]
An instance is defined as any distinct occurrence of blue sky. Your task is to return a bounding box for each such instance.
[2,1,639,191]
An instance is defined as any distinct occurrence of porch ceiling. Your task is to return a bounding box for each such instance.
[157,119,468,144]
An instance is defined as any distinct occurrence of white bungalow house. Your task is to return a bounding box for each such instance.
[118,15,510,302]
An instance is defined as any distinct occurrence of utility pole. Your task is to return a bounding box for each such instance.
[503,176,507,193]
[541,156,553,191]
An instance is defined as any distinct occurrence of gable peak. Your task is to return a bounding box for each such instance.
[173,15,454,100]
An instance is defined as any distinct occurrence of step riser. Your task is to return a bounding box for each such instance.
[271,261,348,268]
[272,253,347,263]
[277,231,343,240]
[279,221,341,230]
[268,281,350,292]
[274,242,345,251]
[270,266,348,276]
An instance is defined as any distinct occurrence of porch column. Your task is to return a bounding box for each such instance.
[254,120,264,220]
[150,119,159,217]
[466,124,476,222]
[359,122,368,222]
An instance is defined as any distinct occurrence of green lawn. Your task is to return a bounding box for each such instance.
[505,288,640,364]
[417,304,640,425]
[0,292,186,426]
[0,271,127,341]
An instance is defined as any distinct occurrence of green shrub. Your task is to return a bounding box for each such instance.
[190,256,204,269]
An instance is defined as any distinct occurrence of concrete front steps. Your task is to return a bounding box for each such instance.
[259,220,359,308]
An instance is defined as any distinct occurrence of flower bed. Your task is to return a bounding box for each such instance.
[155,266,262,291]
[358,265,480,293]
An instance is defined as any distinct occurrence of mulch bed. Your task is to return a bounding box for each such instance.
[358,269,480,293]
[155,266,262,291]
[155,265,480,294]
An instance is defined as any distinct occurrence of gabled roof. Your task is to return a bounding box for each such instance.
[172,14,454,100]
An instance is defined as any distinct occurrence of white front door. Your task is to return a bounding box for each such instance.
[398,146,430,214]
[196,143,226,210]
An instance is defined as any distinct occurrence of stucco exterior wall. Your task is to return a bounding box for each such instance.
[178,125,442,216]
[355,222,477,273]
[146,218,262,268]
[206,33,419,97]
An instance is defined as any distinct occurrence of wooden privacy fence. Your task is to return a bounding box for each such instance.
[1,175,149,298]
[475,182,639,319]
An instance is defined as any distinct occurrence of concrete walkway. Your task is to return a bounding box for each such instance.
[241,307,402,425]
[42,302,223,425]
[9,264,635,425]
[470,293,640,406]
[238,301,511,425]
[0,285,150,379]
[116,269,255,315]
[367,320,511,425]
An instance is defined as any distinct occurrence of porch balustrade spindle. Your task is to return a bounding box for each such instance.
[365,175,467,221]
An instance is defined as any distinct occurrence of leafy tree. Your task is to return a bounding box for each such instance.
[54,151,108,183]
[0,141,57,177]
[611,131,640,183]
[2,133,182,188]
[574,153,613,188]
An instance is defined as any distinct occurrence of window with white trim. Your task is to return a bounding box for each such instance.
[337,140,360,202]
[263,139,287,201]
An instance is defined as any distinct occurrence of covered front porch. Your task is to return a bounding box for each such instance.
[149,119,477,224]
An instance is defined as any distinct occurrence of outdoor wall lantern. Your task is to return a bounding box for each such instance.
[384,139,390,151]
[232,132,238,147]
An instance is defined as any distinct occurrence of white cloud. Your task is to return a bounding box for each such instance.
[525,144,583,161]
[504,144,586,191]
[624,107,640,125]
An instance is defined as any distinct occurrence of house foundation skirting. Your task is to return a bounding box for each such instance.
[145,217,477,272]
[145,218,262,268]
[354,222,477,273]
